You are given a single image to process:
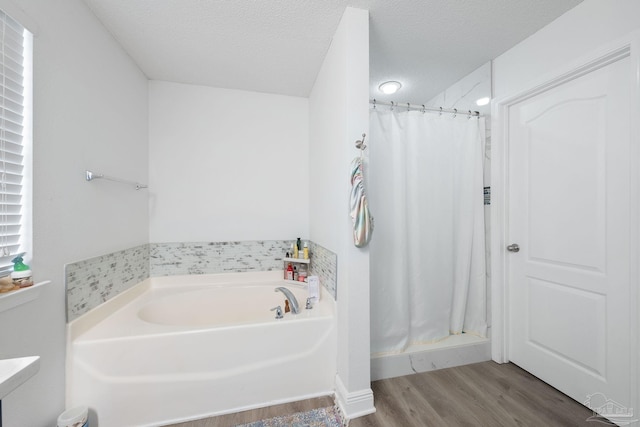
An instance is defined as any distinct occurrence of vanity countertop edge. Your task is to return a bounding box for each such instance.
[0,356,40,400]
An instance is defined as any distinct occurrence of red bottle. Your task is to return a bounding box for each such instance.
[286,263,294,280]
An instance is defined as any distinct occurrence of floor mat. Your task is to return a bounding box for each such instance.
[235,406,345,427]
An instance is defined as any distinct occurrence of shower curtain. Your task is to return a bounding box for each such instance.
[369,108,487,354]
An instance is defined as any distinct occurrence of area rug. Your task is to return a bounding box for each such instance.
[235,406,345,427]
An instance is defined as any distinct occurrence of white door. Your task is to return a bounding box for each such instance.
[508,55,632,414]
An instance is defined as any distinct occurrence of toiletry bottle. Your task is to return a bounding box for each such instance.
[296,237,302,255]
[293,266,299,281]
[303,242,309,260]
[286,263,294,280]
[290,243,295,258]
[284,299,291,313]
[11,256,33,288]
[298,263,308,282]
[293,242,298,259]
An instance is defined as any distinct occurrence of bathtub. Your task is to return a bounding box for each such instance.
[66,271,337,427]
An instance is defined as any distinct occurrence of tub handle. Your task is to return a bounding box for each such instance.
[306,298,313,310]
[270,305,283,319]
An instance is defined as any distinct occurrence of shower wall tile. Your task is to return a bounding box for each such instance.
[484,130,492,329]
[309,242,338,300]
[149,240,292,276]
[65,244,150,322]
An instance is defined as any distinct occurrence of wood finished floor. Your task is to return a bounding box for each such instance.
[167,361,594,427]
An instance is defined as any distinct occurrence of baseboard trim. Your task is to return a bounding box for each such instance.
[334,375,375,420]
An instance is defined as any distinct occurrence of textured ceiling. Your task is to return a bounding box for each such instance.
[82,0,582,105]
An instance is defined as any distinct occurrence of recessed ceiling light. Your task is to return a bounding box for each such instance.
[476,97,491,106]
[379,81,402,95]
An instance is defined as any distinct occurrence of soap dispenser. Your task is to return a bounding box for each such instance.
[11,256,33,288]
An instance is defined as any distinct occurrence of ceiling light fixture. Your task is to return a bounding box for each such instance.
[476,97,491,106]
[379,81,402,95]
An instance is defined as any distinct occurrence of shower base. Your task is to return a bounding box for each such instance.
[370,334,490,381]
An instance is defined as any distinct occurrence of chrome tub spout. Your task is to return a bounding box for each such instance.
[275,287,300,314]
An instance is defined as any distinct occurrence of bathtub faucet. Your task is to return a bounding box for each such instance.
[275,287,300,314]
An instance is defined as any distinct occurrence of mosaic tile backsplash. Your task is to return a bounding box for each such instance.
[65,240,338,321]
[308,242,337,300]
[150,241,291,276]
[65,244,150,322]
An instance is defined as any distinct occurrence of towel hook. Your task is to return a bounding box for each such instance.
[355,133,367,150]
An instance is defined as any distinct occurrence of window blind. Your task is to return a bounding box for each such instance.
[0,10,25,273]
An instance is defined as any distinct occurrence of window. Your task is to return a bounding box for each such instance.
[0,10,30,273]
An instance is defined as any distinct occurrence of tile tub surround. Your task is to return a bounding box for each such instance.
[150,241,292,276]
[308,241,337,300]
[151,240,338,299]
[66,240,339,321]
[65,244,150,322]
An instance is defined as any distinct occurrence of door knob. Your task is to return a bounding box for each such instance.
[507,244,520,253]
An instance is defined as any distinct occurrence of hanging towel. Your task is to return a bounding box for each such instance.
[350,156,374,248]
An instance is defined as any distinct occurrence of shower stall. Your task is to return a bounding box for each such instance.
[368,97,491,380]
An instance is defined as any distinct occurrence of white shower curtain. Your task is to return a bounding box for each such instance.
[369,109,487,354]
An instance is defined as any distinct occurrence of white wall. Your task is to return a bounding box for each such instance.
[492,0,640,338]
[309,7,374,418]
[0,0,149,425]
[149,81,309,242]
[493,0,640,99]
[427,61,492,116]
[491,0,640,415]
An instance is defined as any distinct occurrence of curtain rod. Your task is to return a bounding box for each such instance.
[370,99,482,118]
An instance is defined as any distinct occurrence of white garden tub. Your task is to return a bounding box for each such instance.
[66,271,336,427]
